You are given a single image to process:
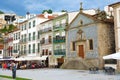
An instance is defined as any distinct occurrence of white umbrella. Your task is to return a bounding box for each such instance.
[15,57,26,61]
[103,52,120,60]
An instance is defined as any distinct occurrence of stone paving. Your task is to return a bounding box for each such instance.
[0,68,120,80]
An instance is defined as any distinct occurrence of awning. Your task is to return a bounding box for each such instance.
[103,52,120,60]
[0,57,15,61]
[15,56,48,61]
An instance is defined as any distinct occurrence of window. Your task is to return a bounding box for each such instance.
[56,21,60,27]
[24,24,26,30]
[72,42,76,51]
[46,49,48,55]
[48,36,52,43]
[22,25,23,31]
[29,44,31,54]
[38,43,40,52]
[24,45,26,54]
[24,34,27,42]
[70,42,76,51]
[61,19,66,26]
[18,32,20,39]
[42,49,44,55]
[33,32,35,40]
[29,22,31,28]
[55,44,60,50]
[33,20,35,27]
[37,31,40,39]
[89,39,93,50]
[79,20,83,25]
[0,51,2,54]
[21,35,23,41]
[33,44,35,53]
[16,33,17,40]
[29,33,31,41]
[21,45,23,54]
[14,34,15,40]
[62,31,65,36]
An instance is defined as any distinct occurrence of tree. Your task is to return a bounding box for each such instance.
[42,10,48,14]
[47,9,52,14]
[61,10,67,12]
[0,10,4,14]
[8,24,15,32]
[42,9,53,14]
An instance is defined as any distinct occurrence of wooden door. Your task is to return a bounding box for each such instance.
[78,45,84,58]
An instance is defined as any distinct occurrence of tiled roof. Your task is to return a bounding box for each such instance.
[37,14,55,19]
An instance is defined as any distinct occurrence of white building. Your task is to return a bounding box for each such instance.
[109,2,120,70]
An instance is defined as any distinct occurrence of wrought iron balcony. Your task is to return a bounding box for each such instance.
[40,39,52,44]
[53,24,66,30]
[54,49,66,55]
[40,27,52,34]
[20,39,27,44]
[53,36,65,43]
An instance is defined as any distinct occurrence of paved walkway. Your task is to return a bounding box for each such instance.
[0,68,120,80]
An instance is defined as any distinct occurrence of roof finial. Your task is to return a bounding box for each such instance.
[80,2,83,12]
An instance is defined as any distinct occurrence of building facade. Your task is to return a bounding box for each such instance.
[109,2,120,70]
[63,11,115,69]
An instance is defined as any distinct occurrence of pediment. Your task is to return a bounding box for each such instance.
[69,13,94,29]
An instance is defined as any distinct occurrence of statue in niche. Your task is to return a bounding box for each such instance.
[76,29,86,40]
[77,29,83,40]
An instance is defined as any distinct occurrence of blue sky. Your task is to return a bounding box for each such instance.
[0,0,119,16]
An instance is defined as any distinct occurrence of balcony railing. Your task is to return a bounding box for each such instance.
[40,39,52,44]
[53,23,66,30]
[54,49,66,55]
[53,36,65,43]
[4,37,13,43]
[20,39,27,44]
[40,27,52,34]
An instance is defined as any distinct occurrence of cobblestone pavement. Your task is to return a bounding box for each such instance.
[0,68,120,80]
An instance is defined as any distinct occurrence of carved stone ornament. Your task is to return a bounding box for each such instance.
[76,29,83,40]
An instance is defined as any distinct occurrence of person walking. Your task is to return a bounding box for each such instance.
[11,62,16,79]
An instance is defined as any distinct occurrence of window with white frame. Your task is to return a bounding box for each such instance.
[29,44,31,54]
[61,44,65,49]
[55,44,60,50]
[29,22,31,28]
[61,31,65,36]
[55,21,60,27]
[33,20,35,27]
[61,19,66,26]
[33,44,35,53]
[24,24,26,30]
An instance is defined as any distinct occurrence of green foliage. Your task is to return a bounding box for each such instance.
[8,24,15,32]
[42,9,53,14]
[61,10,67,12]
[0,24,16,34]
[0,10,4,14]
[0,26,7,33]
[47,9,52,13]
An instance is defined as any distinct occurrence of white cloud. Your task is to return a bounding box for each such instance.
[23,0,50,13]
[23,0,120,13]
[0,8,15,14]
